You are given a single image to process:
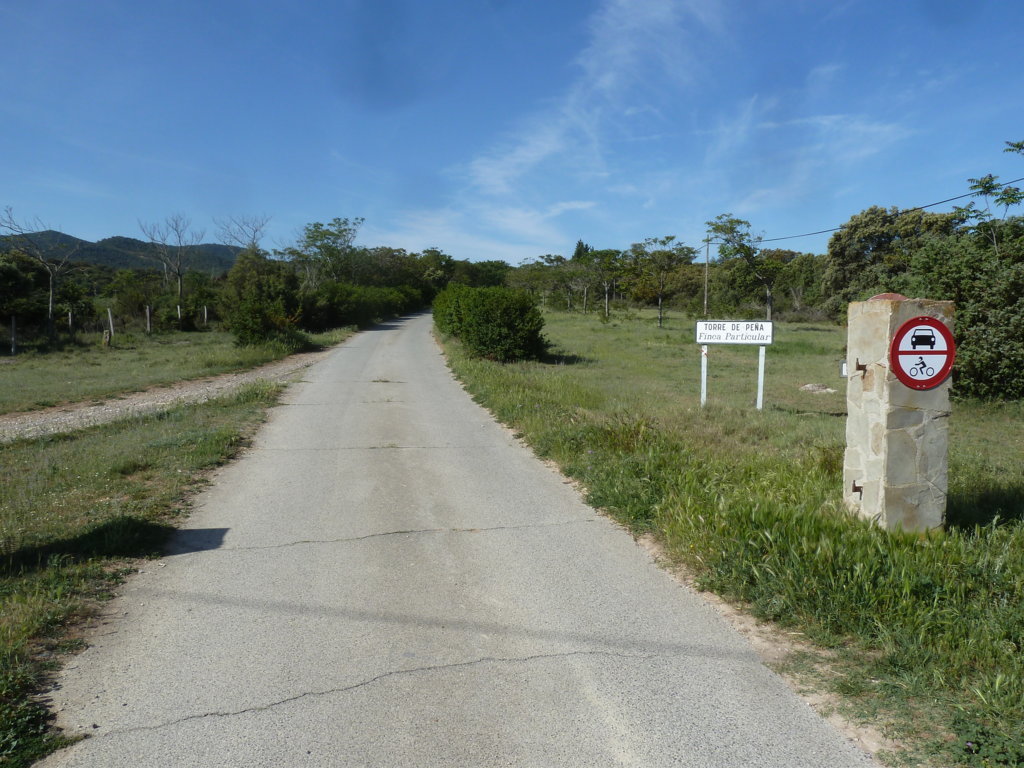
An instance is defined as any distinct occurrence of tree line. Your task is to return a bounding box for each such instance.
[0,211,509,351]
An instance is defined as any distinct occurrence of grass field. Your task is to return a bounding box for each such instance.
[0,381,283,767]
[0,328,353,415]
[440,309,1024,768]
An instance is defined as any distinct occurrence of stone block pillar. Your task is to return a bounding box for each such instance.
[843,297,953,532]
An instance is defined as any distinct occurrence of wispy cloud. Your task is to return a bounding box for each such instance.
[364,197,598,264]
[463,0,722,199]
[466,119,567,196]
[364,208,542,264]
[701,93,911,217]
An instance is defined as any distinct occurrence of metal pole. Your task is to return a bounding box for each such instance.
[700,345,708,407]
[756,345,766,411]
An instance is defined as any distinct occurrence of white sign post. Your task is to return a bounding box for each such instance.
[695,321,774,410]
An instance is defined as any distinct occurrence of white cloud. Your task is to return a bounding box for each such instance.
[462,0,721,199]
[466,119,567,196]
[363,203,592,264]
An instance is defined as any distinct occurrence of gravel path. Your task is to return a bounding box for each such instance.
[0,347,335,444]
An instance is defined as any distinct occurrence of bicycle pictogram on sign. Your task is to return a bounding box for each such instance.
[890,317,956,390]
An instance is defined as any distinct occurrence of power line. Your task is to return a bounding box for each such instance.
[757,175,1024,244]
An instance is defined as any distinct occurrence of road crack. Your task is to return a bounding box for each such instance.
[177,519,597,554]
[79,650,663,740]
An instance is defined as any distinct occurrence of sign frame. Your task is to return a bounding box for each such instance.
[889,316,956,390]
[695,320,774,346]
[696,320,773,410]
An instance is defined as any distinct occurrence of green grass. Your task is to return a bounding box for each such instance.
[440,308,1024,768]
[0,381,283,767]
[0,327,353,415]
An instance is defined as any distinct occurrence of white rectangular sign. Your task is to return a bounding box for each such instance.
[696,320,773,345]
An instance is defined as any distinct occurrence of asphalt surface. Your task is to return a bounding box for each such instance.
[39,313,877,767]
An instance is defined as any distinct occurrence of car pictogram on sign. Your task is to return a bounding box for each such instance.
[910,328,936,350]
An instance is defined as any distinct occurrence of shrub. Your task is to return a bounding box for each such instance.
[434,285,547,362]
[432,283,471,337]
[219,251,307,350]
[302,282,424,331]
[907,233,1024,400]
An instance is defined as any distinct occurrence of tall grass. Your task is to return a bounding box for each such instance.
[0,327,352,415]
[0,381,282,767]
[441,309,1024,767]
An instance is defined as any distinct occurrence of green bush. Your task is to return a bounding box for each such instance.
[907,229,1024,400]
[219,251,307,350]
[433,285,547,362]
[432,282,470,337]
[301,282,424,331]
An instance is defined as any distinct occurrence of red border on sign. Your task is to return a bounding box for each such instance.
[889,316,956,390]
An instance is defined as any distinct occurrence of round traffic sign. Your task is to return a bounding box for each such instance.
[890,316,955,390]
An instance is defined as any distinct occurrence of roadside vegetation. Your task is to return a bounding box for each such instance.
[433,284,548,362]
[0,381,282,767]
[439,310,1024,768]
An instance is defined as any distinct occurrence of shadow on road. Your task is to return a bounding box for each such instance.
[140,585,759,664]
[165,528,230,556]
[1,516,176,576]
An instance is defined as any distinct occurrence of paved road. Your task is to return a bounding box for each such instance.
[40,313,876,767]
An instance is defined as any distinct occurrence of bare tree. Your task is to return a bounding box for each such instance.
[0,207,81,338]
[215,214,271,255]
[139,214,205,300]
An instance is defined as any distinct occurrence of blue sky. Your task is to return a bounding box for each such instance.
[2,0,1022,264]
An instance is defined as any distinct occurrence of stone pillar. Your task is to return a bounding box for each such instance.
[843,297,953,532]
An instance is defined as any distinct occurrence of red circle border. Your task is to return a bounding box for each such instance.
[889,316,956,390]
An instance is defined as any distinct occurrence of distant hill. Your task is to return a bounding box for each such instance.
[1,230,241,274]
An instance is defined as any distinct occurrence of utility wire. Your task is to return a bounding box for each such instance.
[757,175,1024,244]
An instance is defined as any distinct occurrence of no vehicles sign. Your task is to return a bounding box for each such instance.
[890,316,956,390]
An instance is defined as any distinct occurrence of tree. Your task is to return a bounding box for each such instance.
[628,236,696,327]
[0,252,45,326]
[417,247,455,297]
[215,214,270,255]
[706,214,785,320]
[775,252,827,314]
[821,206,957,315]
[541,254,574,310]
[280,217,365,290]
[108,268,163,318]
[220,250,304,348]
[588,248,624,319]
[0,207,81,338]
[450,259,511,288]
[139,213,206,301]
[958,155,1024,257]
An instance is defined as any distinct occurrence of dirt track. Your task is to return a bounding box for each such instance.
[0,347,334,444]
